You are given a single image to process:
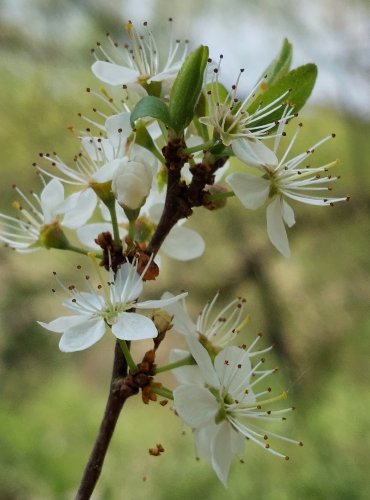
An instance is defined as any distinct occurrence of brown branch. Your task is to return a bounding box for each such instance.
[75,341,130,499]
[75,140,228,498]
[147,139,227,256]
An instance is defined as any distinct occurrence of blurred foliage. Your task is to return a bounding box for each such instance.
[0,2,369,499]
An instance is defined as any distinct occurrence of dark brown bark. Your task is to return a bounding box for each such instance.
[75,341,129,499]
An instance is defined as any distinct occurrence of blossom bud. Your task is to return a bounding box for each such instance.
[203,184,229,210]
[112,154,155,211]
[152,310,173,336]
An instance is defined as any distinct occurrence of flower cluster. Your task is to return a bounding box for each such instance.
[0,18,348,491]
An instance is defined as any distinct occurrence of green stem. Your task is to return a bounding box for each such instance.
[151,386,174,400]
[154,355,195,374]
[106,202,121,245]
[66,244,102,257]
[128,219,136,241]
[182,139,217,155]
[118,340,137,374]
[206,190,235,202]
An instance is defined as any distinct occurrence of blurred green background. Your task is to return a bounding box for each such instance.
[0,1,369,499]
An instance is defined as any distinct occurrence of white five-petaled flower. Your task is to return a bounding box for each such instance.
[200,60,294,167]
[173,337,301,486]
[38,260,187,352]
[0,178,75,252]
[91,20,188,90]
[227,123,349,257]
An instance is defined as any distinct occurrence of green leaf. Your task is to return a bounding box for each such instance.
[130,96,171,128]
[247,63,318,128]
[169,45,209,135]
[260,38,293,88]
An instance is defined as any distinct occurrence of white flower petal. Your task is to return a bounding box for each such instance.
[115,263,143,303]
[136,291,188,310]
[266,197,291,258]
[38,315,88,333]
[91,61,139,86]
[162,292,196,336]
[232,137,278,168]
[211,421,244,487]
[62,189,98,228]
[59,317,105,352]
[111,312,157,340]
[62,291,105,313]
[149,64,182,82]
[186,335,220,388]
[226,172,269,209]
[194,422,218,462]
[169,348,204,385]
[281,198,296,228]
[40,179,65,222]
[173,384,219,428]
[161,226,205,261]
[92,159,121,183]
[77,223,126,250]
[105,112,132,149]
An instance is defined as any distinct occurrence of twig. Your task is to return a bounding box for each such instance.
[75,341,130,499]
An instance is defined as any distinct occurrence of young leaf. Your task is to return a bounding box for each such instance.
[169,45,209,135]
[130,96,171,128]
[247,63,318,128]
[260,38,293,88]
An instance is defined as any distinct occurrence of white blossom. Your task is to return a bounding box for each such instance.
[173,337,302,486]
[38,260,187,352]
[200,62,294,167]
[0,178,75,252]
[91,20,188,90]
[227,124,348,257]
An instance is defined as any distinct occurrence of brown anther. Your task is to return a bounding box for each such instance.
[148,443,165,456]
[159,400,168,407]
